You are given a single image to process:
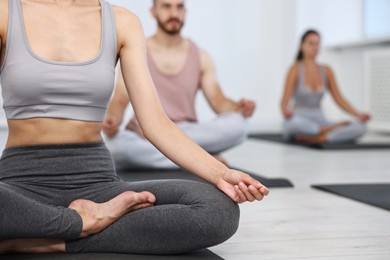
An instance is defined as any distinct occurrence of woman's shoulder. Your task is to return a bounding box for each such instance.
[0,0,7,12]
[111,5,141,25]
[291,62,300,69]
[111,5,145,44]
[288,62,300,75]
[316,62,331,70]
[318,63,333,76]
[0,0,8,35]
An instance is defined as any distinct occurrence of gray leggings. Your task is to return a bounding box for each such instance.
[0,142,239,254]
[283,107,367,144]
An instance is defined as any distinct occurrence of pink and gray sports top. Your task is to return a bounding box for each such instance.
[0,0,117,122]
[293,63,328,108]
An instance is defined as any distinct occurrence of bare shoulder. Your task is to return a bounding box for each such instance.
[199,48,214,71]
[199,48,211,60]
[0,0,8,37]
[111,5,144,44]
[112,5,141,24]
[0,0,8,19]
[288,63,299,76]
[0,0,8,14]
[322,64,333,74]
[320,64,335,80]
[291,62,299,70]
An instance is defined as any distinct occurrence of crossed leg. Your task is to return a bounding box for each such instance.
[0,185,156,254]
[295,121,350,144]
[1,180,239,255]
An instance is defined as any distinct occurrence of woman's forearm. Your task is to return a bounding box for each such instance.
[336,98,360,117]
[142,113,227,185]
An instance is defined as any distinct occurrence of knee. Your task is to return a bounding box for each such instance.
[197,114,248,153]
[218,113,249,144]
[350,121,367,137]
[284,117,302,133]
[194,183,240,245]
[210,193,240,244]
[284,117,319,136]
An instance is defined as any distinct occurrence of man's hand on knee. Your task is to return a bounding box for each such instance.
[235,99,256,117]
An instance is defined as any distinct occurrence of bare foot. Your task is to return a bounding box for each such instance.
[69,191,156,237]
[320,121,350,135]
[213,154,228,166]
[0,239,65,254]
[296,121,351,144]
[0,241,8,254]
[295,133,327,144]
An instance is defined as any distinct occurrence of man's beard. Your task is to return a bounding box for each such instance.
[157,18,185,35]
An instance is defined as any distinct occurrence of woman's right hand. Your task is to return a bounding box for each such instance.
[216,168,269,203]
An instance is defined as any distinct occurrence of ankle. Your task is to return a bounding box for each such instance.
[318,133,328,144]
[0,240,12,254]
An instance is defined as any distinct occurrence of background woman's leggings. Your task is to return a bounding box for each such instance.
[283,107,367,144]
[0,142,239,254]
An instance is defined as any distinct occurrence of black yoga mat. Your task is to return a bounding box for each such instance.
[2,249,224,260]
[249,133,390,150]
[312,184,390,211]
[117,167,293,188]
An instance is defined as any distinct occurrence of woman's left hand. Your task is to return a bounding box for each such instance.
[216,168,269,203]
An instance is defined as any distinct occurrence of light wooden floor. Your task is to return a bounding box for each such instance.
[212,133,390,260]
[0,129,389,259]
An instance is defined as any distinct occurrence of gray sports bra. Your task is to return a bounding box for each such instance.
[293,63,328,108]
[0,0,118,122]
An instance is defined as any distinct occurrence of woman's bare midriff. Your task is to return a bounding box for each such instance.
[6,118,103,148]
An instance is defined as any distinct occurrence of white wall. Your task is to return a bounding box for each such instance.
[296,0,364,46]
[364,0,390,38]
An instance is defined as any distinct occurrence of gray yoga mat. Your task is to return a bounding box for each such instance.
[1,249,224,260]
[312,183,390,211]
[249,133,390,150]
[117,167,293,188]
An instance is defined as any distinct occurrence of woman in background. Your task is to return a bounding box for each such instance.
[280,30,370,144]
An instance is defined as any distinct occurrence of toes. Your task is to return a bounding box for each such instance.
[131,203,154,211]
[118,191,156,207]
[140,191,156,204]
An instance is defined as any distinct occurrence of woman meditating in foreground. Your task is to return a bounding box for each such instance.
[0,0,268,254]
